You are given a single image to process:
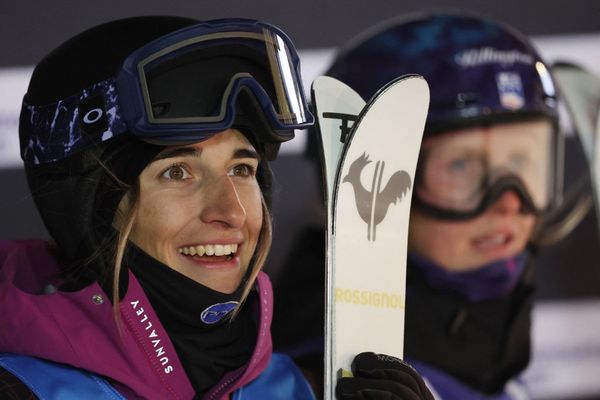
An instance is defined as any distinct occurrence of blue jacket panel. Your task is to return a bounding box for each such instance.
[0,352,315,400]
[409,358,529,400]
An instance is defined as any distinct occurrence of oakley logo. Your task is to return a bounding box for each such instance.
[200,301,239,325]
[343,153,411,241]
[79,93,108,135]
[83,108,104,124]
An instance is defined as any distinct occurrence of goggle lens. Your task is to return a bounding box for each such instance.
[416,120,556,216]
[137,29,309,127]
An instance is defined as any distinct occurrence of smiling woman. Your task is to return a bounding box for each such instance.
[0,16,316,400]
[0,15,435,400]
[120,129,265,295]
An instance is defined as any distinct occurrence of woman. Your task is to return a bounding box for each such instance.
[0,16,432,400]
[325,11,581,400]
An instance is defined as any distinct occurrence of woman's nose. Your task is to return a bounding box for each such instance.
[489,190,522,215]
[200,176,246,228]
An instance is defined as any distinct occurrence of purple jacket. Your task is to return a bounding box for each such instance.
[0,239,274,399]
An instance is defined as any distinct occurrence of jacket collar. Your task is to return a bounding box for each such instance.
[0,239,273,399]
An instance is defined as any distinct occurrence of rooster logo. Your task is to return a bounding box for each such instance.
[343,153,412,241]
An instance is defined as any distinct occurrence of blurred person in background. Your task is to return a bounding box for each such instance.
[324,11,589,399]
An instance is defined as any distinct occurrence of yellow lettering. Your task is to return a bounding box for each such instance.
[335,288,344,302]
[361,291,369,305]
[334,287,404,309]
[390,295,397,308]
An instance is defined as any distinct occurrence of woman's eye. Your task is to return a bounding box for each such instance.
[508,154,528,170]
[449,157,475,173]
[446,156,483,177]
[229,164,255,178]
[161,164,191,181]
[449,158,469,172]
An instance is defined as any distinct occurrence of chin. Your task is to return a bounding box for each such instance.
[211,282,241,294]
[201,273,244,294]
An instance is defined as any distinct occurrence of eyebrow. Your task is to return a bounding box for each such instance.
[152,146,260,162]
[234,148,260,162]
[153,147,201,161]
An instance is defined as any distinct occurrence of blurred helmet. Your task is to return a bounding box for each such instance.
[327,12,564,221]
[326,11,558,134]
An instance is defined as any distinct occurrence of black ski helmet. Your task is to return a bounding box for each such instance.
[326,12,559,135]
[20,16,311,288]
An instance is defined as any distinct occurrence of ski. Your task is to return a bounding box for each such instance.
[311,76,366,400]
[552,62,600,231]
[312,75,429,399]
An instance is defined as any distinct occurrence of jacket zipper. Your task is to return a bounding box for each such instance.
[205,368,245,400]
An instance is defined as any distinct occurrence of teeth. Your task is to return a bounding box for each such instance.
[488,234,506,244]
[178,244,238,257]
[475,234,507,247]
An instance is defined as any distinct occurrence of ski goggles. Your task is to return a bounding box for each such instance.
[20,18,314,165]
[414,119,560,219]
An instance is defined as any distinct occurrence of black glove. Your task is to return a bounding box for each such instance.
[336,352,435,400]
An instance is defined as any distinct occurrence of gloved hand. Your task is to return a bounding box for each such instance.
[336,352,434,400]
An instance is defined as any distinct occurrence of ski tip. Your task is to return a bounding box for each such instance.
[311,76,365,102]
[382,74,429,97]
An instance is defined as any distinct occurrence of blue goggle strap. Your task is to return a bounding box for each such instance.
[20,77,127,165]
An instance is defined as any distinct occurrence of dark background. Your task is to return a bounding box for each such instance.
[2,0,600,67]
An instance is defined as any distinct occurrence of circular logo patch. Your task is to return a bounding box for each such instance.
[200,301,239,324]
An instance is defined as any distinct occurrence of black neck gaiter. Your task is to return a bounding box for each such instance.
[125,245,257,397]
[404,254,535,395]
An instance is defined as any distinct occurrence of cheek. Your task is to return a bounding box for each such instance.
[408,212,478,267]
[516,215,536,245]
[244,191,264,239]
[131,194,185,250]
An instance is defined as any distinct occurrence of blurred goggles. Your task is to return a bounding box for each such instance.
[20,19,314,164]
[414,120,560,219]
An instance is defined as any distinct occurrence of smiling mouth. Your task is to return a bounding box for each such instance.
[178,244,239,258]
[472,233,512,249]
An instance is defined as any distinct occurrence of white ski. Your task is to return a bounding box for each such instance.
[312,76,366,203]
[552,62,600,231]
[312,75,429,399]
[312,76,366,400]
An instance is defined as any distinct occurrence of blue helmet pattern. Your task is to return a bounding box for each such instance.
[326,12,559,135]
[20,78,126,164]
